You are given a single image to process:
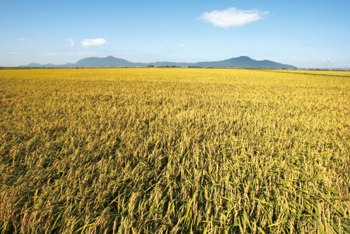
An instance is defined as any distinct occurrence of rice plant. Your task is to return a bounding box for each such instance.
[0,68,349,233]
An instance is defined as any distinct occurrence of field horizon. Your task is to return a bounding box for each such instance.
[15,55,297,69]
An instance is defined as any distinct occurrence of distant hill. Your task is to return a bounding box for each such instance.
[19,56,297,69]
[193,56,296,69]
[74,56,138,67]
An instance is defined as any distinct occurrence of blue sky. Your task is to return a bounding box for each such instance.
[1,0,349,68]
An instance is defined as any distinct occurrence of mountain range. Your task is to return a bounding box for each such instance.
[20,56,297,69]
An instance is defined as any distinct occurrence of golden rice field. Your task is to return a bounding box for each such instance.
[0,68,349,233]
[277,69,350,77]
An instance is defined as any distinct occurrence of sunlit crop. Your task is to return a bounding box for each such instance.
[1,68,349,233]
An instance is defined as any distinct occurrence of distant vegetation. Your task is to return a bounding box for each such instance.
[0,68,349,233]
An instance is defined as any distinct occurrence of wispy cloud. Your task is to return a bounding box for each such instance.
[317,58,335,64]
[65,39,75,47]
[180,44,184,48]
[80,38,107,47]
[198,7,269,28]
[42,51,99,57]
[166,47,174,51]
[41,50,138,57]
[1,51,27,55]
[18,38,73,46]
[18,38,40,43]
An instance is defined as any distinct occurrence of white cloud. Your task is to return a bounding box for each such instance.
[18,38,40,43]
[80,38,107,47]
[180,44,184,48]
[1,51,26,55]
[18,38,72,46]
[65,39,75,47]
[198,7,269,28]
[42,51,98,57]
[41,50,138,57]
[317,58,335,64]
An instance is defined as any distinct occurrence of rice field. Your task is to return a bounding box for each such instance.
[0,68,349,233]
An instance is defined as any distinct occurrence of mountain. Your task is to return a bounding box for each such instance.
[194,56,296,69]
[19,56,297,69]
[74,56,139,67]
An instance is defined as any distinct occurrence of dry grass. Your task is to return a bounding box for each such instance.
[0,68,349,233]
